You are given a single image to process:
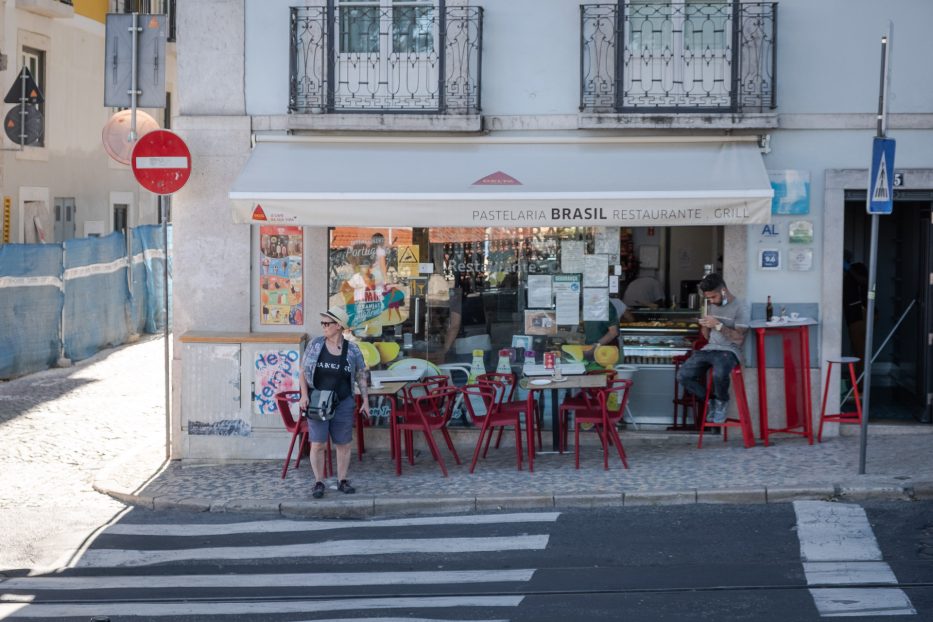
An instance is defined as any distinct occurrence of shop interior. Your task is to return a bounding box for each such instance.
[328,225,724,427]
[843,195,933,424]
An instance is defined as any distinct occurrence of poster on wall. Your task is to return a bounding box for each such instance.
[758,248,781,271]
[252,348,302,416]
[788,220,814,244]
[527,274,553,308]
[769,170,810,215]
[259,226,303,325]
[329,227,410,336]
[787,247,814,271]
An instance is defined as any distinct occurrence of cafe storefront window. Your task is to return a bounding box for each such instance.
[327,225,639,372]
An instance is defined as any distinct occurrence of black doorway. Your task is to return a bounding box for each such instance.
[843,192,932,423]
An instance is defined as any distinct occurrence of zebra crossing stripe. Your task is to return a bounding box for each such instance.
[2,568,536,591]
[793,501,916,617]
[0,595,524,619]
[76,535,550,568]
[104,511,560,537]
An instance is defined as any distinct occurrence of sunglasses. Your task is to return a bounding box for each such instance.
[320,320,338,327]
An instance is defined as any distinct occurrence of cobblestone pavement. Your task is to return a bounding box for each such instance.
[0,336,166,571]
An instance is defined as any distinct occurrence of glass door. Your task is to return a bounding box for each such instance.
[334,0,440,111]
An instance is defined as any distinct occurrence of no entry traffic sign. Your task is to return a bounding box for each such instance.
[131,130,191,195]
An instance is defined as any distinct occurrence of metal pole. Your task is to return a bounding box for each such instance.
[129,12,140,141]
[858,29,891,474]
[161,196,171,459]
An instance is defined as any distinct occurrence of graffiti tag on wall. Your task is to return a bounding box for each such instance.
[253,349,301,416]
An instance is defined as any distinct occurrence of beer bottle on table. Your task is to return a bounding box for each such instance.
[766,296,774,322]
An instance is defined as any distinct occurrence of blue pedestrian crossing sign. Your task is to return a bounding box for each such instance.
[868,137,896,214]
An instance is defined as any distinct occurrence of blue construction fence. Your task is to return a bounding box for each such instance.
[0,225,172,379]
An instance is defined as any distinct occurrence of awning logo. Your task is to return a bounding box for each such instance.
[473,171,522,186]
[252,204,267,221]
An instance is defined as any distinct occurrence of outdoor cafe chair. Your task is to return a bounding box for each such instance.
[274,390,332,479]
[464,382,524,473]
[572,378,633,470]
[557,368,616,452]
[394,385,462,476]
[478,372,543,451]
[394,377,449,460]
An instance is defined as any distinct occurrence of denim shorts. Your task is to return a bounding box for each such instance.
[308,395,355,445]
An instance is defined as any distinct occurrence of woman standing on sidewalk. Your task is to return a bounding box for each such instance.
[299,307,370,499]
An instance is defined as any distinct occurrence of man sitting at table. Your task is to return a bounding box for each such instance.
[677,273,748,423]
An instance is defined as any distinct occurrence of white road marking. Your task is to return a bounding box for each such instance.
[794,501,881,562]
[0,595,524,618]
[75,535,550,568]
[804,562,898,586]
[1,568,535,591]
[794,501,916,617]
[809,588,916,617]
[103,511,560,537]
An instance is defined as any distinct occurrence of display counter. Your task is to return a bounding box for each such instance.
[619,310,700,427]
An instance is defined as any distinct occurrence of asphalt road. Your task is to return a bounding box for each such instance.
[1,501,931,621]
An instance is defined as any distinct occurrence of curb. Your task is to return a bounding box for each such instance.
[93,481,931,517]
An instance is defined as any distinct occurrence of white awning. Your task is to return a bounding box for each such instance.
[229,137,773,228]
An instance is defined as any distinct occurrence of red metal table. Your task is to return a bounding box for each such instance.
[520,372,608,456]
[750,318,817,446]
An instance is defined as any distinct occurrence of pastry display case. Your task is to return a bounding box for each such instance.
[619,310,701,367]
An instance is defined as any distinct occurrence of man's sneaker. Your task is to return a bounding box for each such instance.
[312,481,325,499]
[338,479,356,494]
[709,399,729,424]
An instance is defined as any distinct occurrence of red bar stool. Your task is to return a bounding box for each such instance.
[671,353,700,430]
[697,366,755,448]
[817,356,863,442]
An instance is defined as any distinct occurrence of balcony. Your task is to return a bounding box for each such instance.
[289,4,483,131]
[16,0,74,18]
[580,2,777,130]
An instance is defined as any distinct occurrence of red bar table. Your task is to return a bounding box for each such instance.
[750,318,817,446]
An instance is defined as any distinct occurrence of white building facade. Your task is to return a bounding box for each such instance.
[172,0,933,461]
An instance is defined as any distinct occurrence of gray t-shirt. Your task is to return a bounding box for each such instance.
[702,295,749,364]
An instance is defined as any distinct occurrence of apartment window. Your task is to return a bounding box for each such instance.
[338,0,437,54]
[114,204,128,234]
[21,47,45,147]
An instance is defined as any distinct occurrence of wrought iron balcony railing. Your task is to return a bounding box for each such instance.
[581,2,776,114]
[290,3,482,114]
[116,0,176,42]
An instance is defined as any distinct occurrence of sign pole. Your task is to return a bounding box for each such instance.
[859,26,892,475]
[161,195,171,460]
[128,12,140,141]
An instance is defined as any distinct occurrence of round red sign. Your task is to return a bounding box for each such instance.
[131,130,191,195]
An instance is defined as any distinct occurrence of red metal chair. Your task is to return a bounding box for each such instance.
[670,337,708,430]
[572,378,633,470]
[394,385,462,476]
[557,369,616,452]
[478,372,540,471]
[465,381,524,472]
[817,356,863,442]
[274,390,331,479]
[696,366,755,449]
[394,377,449,462]
[478,372,542,453]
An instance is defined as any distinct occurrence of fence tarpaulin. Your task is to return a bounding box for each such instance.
[136,224,171,333]
[62,232,130,362]
[0,244,64,377]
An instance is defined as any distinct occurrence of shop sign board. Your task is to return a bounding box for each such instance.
[131,130,191,195]
[868,137,895,214]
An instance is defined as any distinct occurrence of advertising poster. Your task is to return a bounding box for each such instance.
[329,228,410,335]
[527,274,553,308]
[259,226,303,325]
[525,310,557,336]
[769,170,811,215]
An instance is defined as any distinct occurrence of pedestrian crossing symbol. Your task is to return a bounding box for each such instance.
[868,137,895,215]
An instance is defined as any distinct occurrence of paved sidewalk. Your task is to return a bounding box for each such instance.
[95,423,933,519]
